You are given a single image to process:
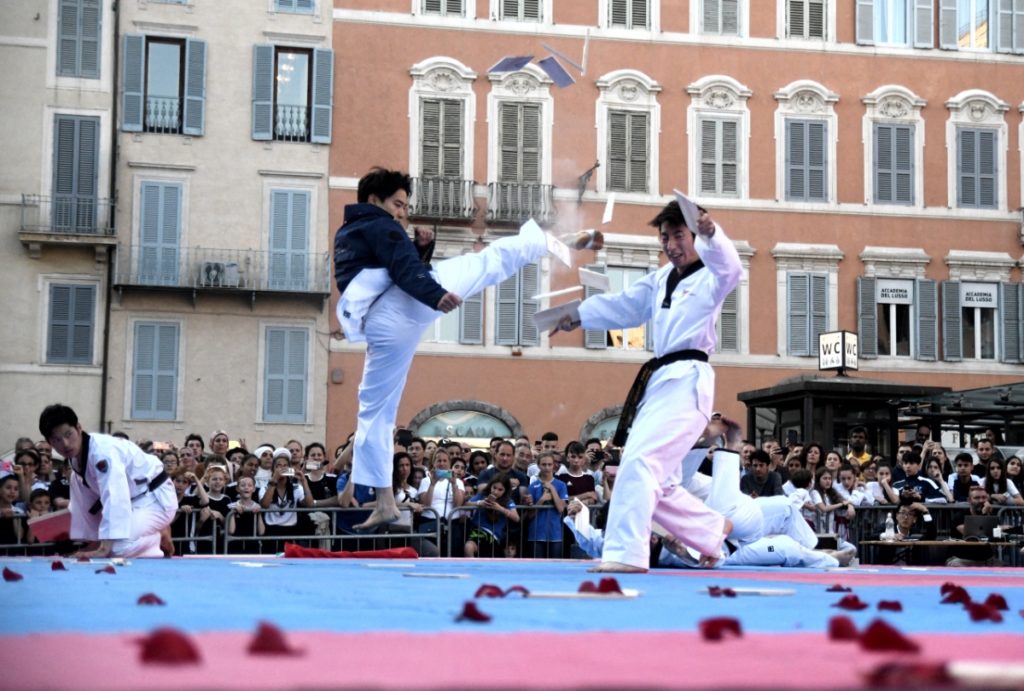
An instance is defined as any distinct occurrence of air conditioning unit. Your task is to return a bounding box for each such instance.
[199,261,240,288]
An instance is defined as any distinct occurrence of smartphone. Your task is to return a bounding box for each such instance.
[281,468,296,477]
[435,469,451,479]
[305,461,321,471]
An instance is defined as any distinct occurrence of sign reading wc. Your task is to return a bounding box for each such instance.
[818,330,858,373]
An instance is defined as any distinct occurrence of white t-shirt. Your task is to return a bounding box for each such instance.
[394,486,420,528]
[259,483,305,526]
[417,477,464,520]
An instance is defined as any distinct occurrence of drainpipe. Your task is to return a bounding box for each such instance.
[99,0,121,433]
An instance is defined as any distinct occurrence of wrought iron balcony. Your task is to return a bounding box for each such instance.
[408,176,477,221]
[113,245,331,299]
[20,194,115,236]
[486,181,556,226]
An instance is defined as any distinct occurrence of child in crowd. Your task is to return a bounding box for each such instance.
[557,441,598,504]
[866,463,898,504]
[811,467,856,551]
[836,464,874,506]
[0,474,25,550]
[782,468,817,528]
[196,465,231,554]
[169,469,207,555]
[924,456,955,503]
[527,452,568,558]
[24,488,52,545]
[227,476,264,554]
[464,473,519,558]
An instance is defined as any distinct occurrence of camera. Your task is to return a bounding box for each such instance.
[281,468,296,477]
[305,461,321,471]
[435,469,451,479]
[591,450,605,462]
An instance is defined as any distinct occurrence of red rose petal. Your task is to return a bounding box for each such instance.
[3,567,24,582]
[76,556,91,563]
[864,662,951,687]
[137,593,166,606]
[504,585,529,597]
[698,617,743,642]
[137,627,202,664]
[597,577,623,594]
[827,584,853,593]
[474,584,505,599]
[858,619,920,653]
[965,602,1003,623]
[983,593,1008,611]
[50,560,67,571]
[877,600,903,612]
[95,565,116,575]
[708,586,724,597]
[940,586,971,605]
[827,615,859,641]
[456,601,491,623]
[578,580,599,593]
[832,594,869,611]
[940,582,960,596]
[247,622,302,655]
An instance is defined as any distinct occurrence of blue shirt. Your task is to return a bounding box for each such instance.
[527,477,568,542]
[468,493,517,542]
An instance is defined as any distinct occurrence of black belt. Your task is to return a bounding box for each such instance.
[88,470,171,515]
[612,349,709,447]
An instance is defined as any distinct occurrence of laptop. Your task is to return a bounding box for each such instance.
[963,515,999,540]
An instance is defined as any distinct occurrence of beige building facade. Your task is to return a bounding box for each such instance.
[326,0,1024,453]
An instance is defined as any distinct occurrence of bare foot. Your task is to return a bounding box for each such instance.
[160,527,174,558]
[824,547,856,567]
[353,505,401,531]
[587,561,647,573]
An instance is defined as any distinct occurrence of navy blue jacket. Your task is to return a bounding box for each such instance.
[333,203,446,309]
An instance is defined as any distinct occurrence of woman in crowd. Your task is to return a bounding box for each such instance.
[390,451,422,533]
[923,456,955,503]
[866,462,898,504]
[984,458,1023,506]
[259,453,313,553]
[923,440,953,477]
[798,442,824,477]
[823,450,843,475]
[463,473,519,558]
[811,467,856,551]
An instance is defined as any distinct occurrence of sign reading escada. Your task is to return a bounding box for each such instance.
[819,330,859,373]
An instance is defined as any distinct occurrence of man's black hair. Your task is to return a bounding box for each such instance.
[649,200,703,233]
[357,167,412,204]
[39,404,78,440]
[565,440,585,456]
[541,431,559,442]
[849,425,867,435]
[789,468,812,489]
[185,433,205,450]
[749,449,771,465]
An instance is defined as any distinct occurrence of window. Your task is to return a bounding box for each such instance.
[957,128,998,208]
[788,0,825,38]
[495,262,539,346]
[47,284,96,365]
[586,266,651,350]
[275,0,315,13]
[610,0,649,29]
[138,181,182,286]
[421,293,483,344]
[52,114,100,232]
[608,111,649,193]
[874,123,914,204]
[785,120,827,201]
[132,321,179,420]
[858,250,938,361]
[252,45,333,144]
[943,282,998,360]
[423,0,464,15]
[856,0,936,46]
[502,0,542,21]
[264,327,308,423]
[499,102,541,186]
[716,288,739,353]
[269,189,310,291]
[703,0,739,34]
[940,0,1024,52]
[787,273,828,356]
[58,0,101,79]
[122,34,206,136]
[699,118,739,197]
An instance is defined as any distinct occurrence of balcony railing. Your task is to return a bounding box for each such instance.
[409,176,477,221]
[113,245,331,296]
[145,96,181,134]
[486,181,556,226]
[20,194,115,236]
[274,104,309,142]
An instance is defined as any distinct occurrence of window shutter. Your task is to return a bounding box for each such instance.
[958,128,974,206]
[721,0,738,34]
[874,124,893,202]
[611,0,628,27]
[894,125,913,204]
[122,34,145,132]
[941,280,962,361]
[1013,0,1024,53]
[421,99,441,177]
[632,0,649,29]
[80,0,101,78]
[264,328,308,422]
[269,190,309,290]
[808,0,825,38]
[807,122,826,201]
[785,120,802,200]
[914,0,934,47]
[448,0,464,14]
[521,104,541,184]
[459,292,483,344]
[939,0,958,48]
[994,0,1022,53]
[523,0,541,20]
[58,0,80,76]
[442,99,463,178]
[977,130,996,209]
[503,0,520,19]
[959,128,998,209]
[875,123,913,204]
[700,119,717,194]
[264,328,286,418]
[310,48,334,144]
[58,0,101,78]
[607,111,628,191]
[857,276,878,359]
[856,0,874,45]
[295,0,314,10]
[520,262,540,346]
[139,182,181,285]
[48,285,95,365]
[628,112,648,193]
[703,0,720,32]
[495,272,521,345]
[1000,282,1021,363]
[252,44,275,141]
[584,264,608,349]
[718,287,738,352]
[182,39,207,136]
[52,115,99,232]
[810,273,828,348]
[787,273,810,356]
[915,279,938,361]
[722,120,738,194]
[788,0,805,37]
[424,0,443,12]
[499,102,520,182]
[133,322,178,420]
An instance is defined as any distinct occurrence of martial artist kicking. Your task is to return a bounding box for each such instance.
[553,198,742,571]
[335,168,591,530]
[38,404,176,558]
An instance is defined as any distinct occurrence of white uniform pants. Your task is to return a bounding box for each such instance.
[352,222,548,488]
[110,481,177,558]
[602,367,726,568]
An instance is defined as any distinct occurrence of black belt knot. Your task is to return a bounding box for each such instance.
[612,349,708,448]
